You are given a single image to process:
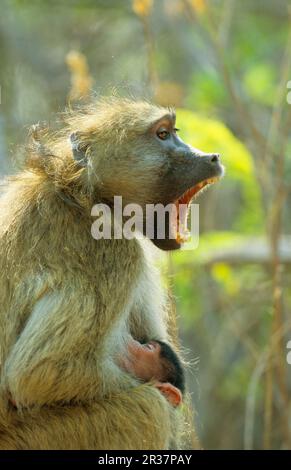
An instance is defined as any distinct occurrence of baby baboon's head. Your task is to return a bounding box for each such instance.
[43,98,224,250]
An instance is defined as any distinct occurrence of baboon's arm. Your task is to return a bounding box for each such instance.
[0,385,175,449]
[2,282,136,408]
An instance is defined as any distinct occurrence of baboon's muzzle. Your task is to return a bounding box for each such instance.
[149,150,224,251]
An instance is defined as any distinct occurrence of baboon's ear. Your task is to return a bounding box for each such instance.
[69,132,88,167]
[29,123,51,157]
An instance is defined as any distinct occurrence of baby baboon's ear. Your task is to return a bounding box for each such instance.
[69,132,89,167]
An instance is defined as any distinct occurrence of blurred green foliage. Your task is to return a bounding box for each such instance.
[177,109,264,232]
[243,63,276,106]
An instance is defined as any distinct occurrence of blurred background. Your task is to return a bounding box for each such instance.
[0,0,290,450]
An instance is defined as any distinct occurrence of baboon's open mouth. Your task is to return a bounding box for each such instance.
[173,176,221,244]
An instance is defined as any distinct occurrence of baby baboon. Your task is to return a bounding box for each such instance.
[0,98,223,449]
[119,339,185,407]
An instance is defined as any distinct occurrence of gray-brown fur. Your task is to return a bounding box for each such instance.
[0,98,221,449]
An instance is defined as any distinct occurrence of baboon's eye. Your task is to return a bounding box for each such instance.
[157,129,170,140]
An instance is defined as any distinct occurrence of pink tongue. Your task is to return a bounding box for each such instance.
[175,182,209,242]
[179,182,208,205]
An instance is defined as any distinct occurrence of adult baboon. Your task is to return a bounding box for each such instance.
[0,98,223,449]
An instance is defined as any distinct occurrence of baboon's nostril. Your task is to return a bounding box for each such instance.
[211,154,220,163]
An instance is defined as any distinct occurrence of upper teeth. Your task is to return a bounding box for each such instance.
[205,176,219,184]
